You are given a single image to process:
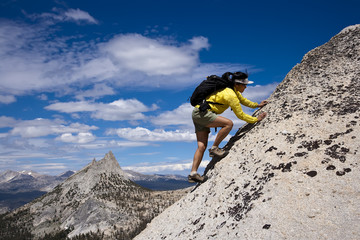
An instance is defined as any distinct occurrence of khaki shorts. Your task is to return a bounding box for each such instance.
[192,107,218,133]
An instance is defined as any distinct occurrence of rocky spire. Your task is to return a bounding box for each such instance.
[135,24,360,240]
[2,151,187,239]
[62,151,128,196]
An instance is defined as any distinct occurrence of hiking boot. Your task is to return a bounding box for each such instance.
[188,173,207,183]
[209,146,226,157]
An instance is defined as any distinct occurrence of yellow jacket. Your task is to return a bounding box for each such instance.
[206,87,259,123]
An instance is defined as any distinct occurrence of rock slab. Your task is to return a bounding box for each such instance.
[135,24,360,240]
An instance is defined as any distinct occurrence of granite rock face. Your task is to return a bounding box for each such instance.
[135,25,360,240]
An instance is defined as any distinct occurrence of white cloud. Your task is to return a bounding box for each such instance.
[75,84,115,100]
[0,20,77,95]
[0,18,249,98]
[20,162,68,171]
[63,8,99,24]
[151,103,193,128]
[46,101,98,113]
[23,8,98,25]
[106,127,196,142]
[0,133,8,138]
[123,160,210,173]
[4,162,69,175]
[56,132,96,144]
[76,139,152,149]
[242,83,278,102]
[129,152,160,156]
[10,118,98,138]
[102,34,209,76]
[72,57,118,83]
[0,95,16,104]
[189,36,210,50]
[46,98,158,121]
[96,99,157,121]
[109,140,151,148]
[0,116,18,128]
[38,94,48,101]
[49,139,151,150]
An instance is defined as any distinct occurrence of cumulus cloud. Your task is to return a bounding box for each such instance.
[242,83,278,102]
[101,34,209,76]
[0,116,18,128]
[151,103,193,128]
[9,118,98,138]
[0,95,16,104]
[46,98,158,121]
[106,127,196,142]
[71,57,118,83]
[46,101,97,113]
[0,17,249,98]
[189,36,210,51]
[56,132,96,144]
[75,83,116,100]
[94,99,158,121]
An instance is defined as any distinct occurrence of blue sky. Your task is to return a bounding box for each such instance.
[0,0,359,176]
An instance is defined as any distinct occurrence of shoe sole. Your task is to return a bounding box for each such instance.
[188,178,204,183]
[209,152,226,158]
[188,176,208,183]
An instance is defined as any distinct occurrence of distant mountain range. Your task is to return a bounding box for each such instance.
[124,170,194,190]
[0,151,190,239]
[0,168,193,213]
[0,170,75,192]
[0,170,76,213]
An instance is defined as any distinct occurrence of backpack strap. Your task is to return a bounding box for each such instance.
[198,100,224,112]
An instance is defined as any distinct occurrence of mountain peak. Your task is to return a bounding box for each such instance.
[100,150,122,168]
[19,170,42,178]
[0,170,19,183]
[135,24,360,240]
[57,170,75,178]
[63,151,128,194]
[4,151,188,239]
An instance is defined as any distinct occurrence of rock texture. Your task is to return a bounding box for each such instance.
[135,25,360,240]
[0,151,188,239]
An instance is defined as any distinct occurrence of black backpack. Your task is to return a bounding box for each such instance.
[190,72,235,112]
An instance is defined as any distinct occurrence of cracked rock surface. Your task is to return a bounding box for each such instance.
[135,24,360,240]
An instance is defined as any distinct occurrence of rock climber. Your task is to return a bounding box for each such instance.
[188,72,268,183]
